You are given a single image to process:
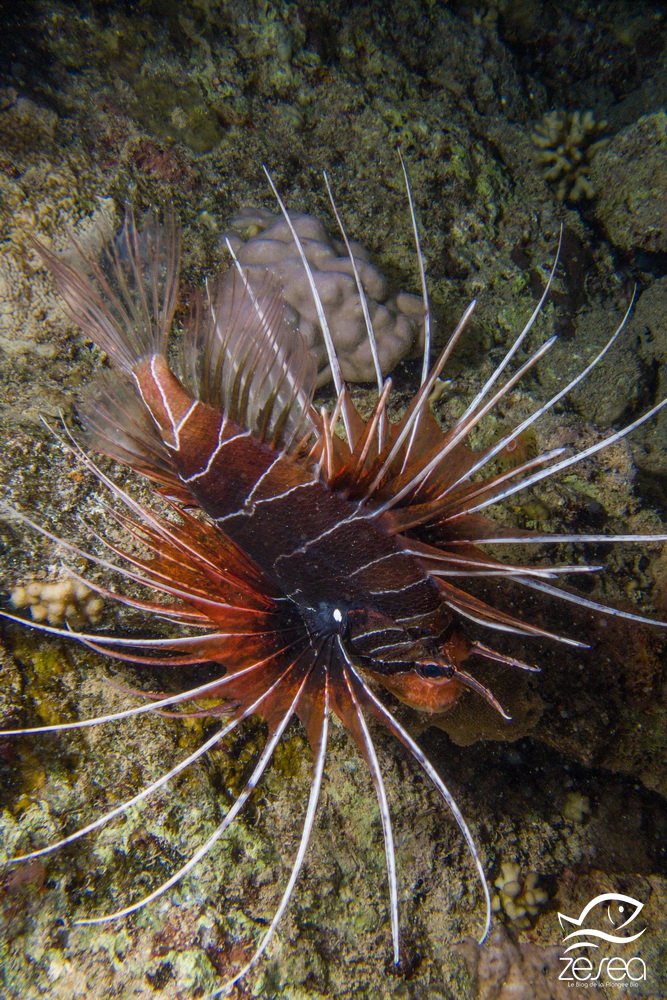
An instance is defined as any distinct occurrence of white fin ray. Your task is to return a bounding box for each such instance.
[398,151,431,386]
[450,395,667,519]
[33,209,180,372]
[364,300,477,499]
[263,165,354,443]
[1,602,290,652]
[406,542,602,578]
[458,228,563,424]
[2,505,267,622]
[428,563,602,579]
[323,172,383,394]
[396,152,432,475]
[372,334,558,515]
[192,253,318,449]
[436,293,636,503]
[216,669,330,996]
[341,647,400,964]
[343,659,492,945]
[43,420,223,573]
[0,641,297,739]
[0,675,228,738]
[34,418,276,604]
[448,532,667,546]
[439,591,589,648]
[469,641,539,673]
[432,447,569,518]
[78,369,181,491]
[6,652,301,863]
[514,576,667,627]
[323,171,389,455]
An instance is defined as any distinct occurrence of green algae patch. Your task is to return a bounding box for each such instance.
[9,635,77,729]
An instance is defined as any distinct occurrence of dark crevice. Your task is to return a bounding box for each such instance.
[420,729,667,876]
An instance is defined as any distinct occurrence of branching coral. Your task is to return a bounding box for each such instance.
[532,110,608,202]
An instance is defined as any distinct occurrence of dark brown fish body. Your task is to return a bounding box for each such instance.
[136,356,452,672]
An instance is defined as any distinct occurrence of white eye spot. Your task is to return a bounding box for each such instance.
[333,608,343,623]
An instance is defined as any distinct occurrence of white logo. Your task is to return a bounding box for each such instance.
[557,892,647,986]
[558,892,646,952]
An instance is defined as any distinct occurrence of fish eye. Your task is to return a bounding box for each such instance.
[417,662,454,681]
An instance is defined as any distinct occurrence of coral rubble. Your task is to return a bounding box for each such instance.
[457,924,581,1000]
[11,577,104,628]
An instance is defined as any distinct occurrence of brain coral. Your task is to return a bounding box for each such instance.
[224,207,426,385]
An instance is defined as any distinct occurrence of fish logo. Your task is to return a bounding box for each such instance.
[558,893,646,953]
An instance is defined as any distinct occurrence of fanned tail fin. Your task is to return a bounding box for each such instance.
[33,210,184,486]
[33,209,180,373]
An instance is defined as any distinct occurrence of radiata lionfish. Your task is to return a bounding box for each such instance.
[2,164,666,995]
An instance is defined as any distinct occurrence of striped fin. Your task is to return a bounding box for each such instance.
[33,209,180,372]
[181,266,318,450]
[35,210,188,490]
[78,370,188,500]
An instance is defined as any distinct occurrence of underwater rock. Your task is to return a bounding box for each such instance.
[457,924,575,1000]
[568,278,667,500]
[590,112,667,256]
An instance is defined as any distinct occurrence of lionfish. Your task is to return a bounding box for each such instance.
[2,164,666,995]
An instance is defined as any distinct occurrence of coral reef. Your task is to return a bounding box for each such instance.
[225,207,426,384]
[0,0,665,997]
[492,862,549,929]
[532,109,608,202]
